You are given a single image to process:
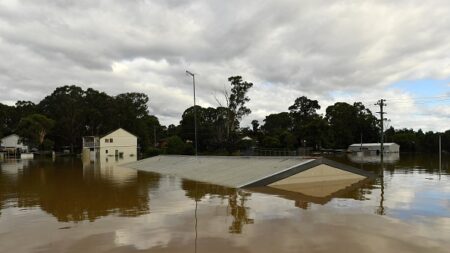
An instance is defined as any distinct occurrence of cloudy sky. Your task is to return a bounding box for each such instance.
[0,0,449,131]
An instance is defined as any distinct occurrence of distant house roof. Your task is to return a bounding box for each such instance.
[241,136,252,141]
[349,143,399,147]
[1,134,20,140]
[100,128,137,139]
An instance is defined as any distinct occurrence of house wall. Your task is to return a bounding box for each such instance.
[348,143,400,153]
[99,129,137,159]
[1,135,28,151]
[100,129,137,148]
[99,146,137,160]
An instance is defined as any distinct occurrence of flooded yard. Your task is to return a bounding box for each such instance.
[0,154,449,253]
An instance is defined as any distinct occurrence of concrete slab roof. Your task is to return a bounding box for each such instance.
[124,155,374,188]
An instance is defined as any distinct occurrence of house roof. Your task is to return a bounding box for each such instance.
[1,134,19,140]
[349,143,399,147]
[100,128,137,139]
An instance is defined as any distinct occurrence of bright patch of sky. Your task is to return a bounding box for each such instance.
[392,79,450,98]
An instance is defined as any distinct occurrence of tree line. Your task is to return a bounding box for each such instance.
[0,76,448,155]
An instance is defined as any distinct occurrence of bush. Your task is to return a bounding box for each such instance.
[41,139,54,151]
[166,136,185,154]
[144,147,161,157]
[183,142,195,155]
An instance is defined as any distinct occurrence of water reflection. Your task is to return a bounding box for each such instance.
[0,158,160,222]
[182,180,254,234]
[347,152,400,164]
[251,178,375,207]
[1,154,450,253]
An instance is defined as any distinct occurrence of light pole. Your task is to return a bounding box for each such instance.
[186,70,198,156]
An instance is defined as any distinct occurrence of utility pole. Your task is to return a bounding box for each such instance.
[186,70,198,157]
[375,99,387,170]
[153,126,157,147]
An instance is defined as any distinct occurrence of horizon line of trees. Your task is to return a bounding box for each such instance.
[0,77,449,155]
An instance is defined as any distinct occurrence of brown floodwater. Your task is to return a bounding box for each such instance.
[0,154,449,253]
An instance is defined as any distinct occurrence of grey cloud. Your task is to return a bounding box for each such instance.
[0,0,449,130]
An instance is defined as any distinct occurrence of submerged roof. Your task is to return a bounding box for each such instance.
[124,155,374,188]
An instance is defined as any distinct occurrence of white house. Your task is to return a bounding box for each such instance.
[348,143,400,153]
[99,128,137,158]
[82,128,137,163]
[0,134,28,152]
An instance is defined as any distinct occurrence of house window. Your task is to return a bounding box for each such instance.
[105,139,109,143]
[106,149,108,154]
[110,138,113,143]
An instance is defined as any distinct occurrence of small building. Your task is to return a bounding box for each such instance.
[82,128,137,163]
[348,143,400,153]
[0,134,29,153]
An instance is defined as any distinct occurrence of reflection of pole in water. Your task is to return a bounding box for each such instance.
[194,182,198,253]
[439,135,442,180]
[377,171,385,215]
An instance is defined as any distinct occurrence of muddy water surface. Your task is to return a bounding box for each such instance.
[0,154,449,253]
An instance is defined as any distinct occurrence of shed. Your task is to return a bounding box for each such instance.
[348,143,400,153]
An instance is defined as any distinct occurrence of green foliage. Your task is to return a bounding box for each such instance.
[0,81,448,155]
[262,112,292,135]
[251,120,259,134]
[42,139,55,151]
[289,96,320,120]
[262,136,281,148]
[179,104,235,152]
[228,76,253,123]
[144,147,162,157]
[325,102,379,148]
[166,136,186,154]
[225,76,254,153]
[17,114,55,148]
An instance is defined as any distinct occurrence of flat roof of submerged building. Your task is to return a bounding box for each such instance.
[124,155,374,188]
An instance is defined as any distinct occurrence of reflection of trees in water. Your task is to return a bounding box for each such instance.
[227,191,254,233]
[181,180,254,234]
[0,158,160,222]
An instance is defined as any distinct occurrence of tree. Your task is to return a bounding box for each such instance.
[262,112,292,135]
[166,136,186,154]
[289,96,321,148]
[227,76,253,134]
[17,114,54,149]
[325,102,379,148]
[251,120,259,134]
[288,96,320,120]
[39,85,85,152]
[83,88,115,136]
[0,103,14,138]
[221,76,254,152]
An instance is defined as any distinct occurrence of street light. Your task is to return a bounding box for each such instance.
[186,70,198,156]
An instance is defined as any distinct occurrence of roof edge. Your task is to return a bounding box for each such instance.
[242,157,376,188]
[100,128,137,139]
